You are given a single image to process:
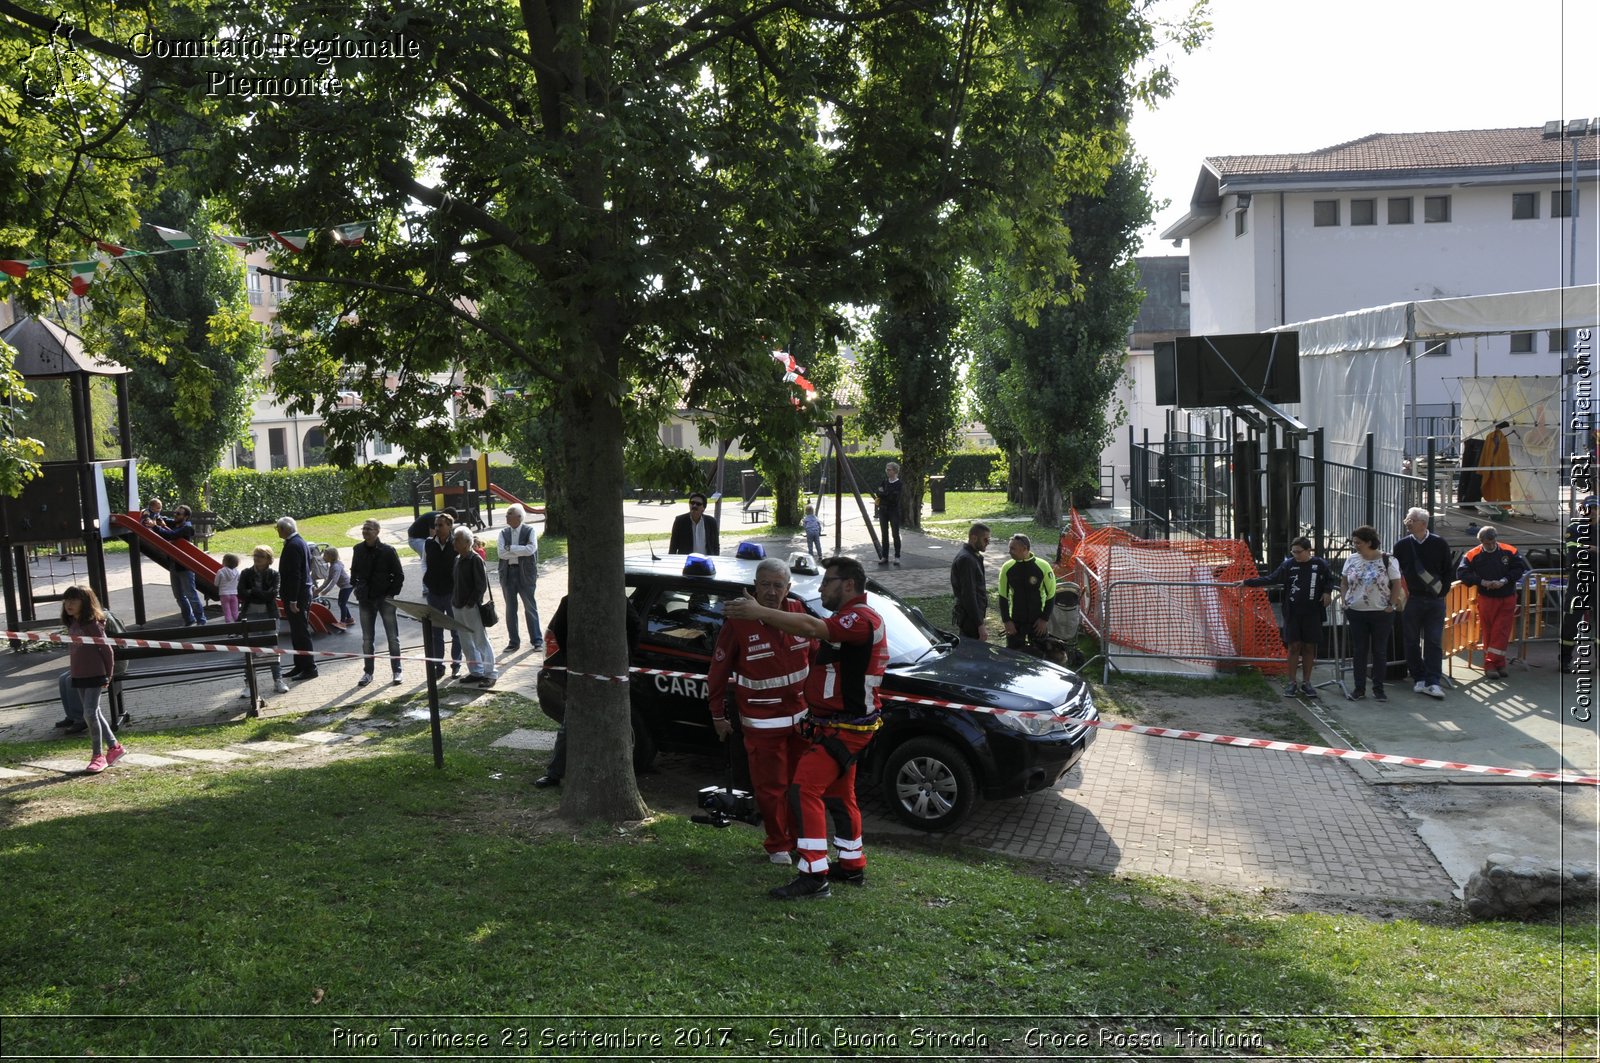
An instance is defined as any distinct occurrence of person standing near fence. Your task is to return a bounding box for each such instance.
[1393,508,1451,701]
[423,512,463,679]
[1456,526,1530,680]
[1342,526,1404,703]
[874,462,903,566]
[1241,535,1334,698]
[998,533,1055,656]
[238,545,291,696]
[950,522,991,641]
[451,526,496,687]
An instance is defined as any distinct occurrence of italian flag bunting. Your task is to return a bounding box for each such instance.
[69,260,101,296]
[148,225,199,250]
[269,229,312,253]
[213,234,255,251]
[330,223,368,246]
[0,258,44,279]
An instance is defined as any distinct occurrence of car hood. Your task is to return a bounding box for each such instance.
[885,639,1090,716]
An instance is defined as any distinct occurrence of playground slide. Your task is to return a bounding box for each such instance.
[488,483,544,514]
[110,514,338,634]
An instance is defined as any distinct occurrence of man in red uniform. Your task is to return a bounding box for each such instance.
[707,558,813,864]
[725,556,888,900]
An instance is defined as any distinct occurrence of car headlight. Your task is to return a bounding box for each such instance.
[992,707,1069,736]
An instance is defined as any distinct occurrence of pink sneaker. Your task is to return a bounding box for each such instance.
[105,744,126,766]
[85,754,108,774]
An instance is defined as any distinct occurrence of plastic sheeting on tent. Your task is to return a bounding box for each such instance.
[1271,284,1598,475]
[1458,376,1561,521]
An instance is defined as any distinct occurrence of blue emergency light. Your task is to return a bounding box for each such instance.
[682,554,717,576]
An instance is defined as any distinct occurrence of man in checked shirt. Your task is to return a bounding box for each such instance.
[707,558,815,865]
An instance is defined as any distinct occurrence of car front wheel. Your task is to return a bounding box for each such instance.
[881,736,976,832]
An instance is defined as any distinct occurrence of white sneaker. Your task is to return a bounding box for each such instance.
[1413,680,1426,694]
[273,679,290,694]
[769,851,793,865]
[1425,684,1444,699]
[392,671,404,686]
[238,687,252,700]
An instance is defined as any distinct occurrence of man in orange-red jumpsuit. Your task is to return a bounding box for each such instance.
[707,558,813,864]
[725,555,888,900]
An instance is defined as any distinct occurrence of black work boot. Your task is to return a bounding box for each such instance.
[827,865,867,887]
[769,873,831,900]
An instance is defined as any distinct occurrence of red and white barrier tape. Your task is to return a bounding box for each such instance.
[10,629,1595,785]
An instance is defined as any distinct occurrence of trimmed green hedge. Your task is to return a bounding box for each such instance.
[686,448,1005,497]
[104,464,545,529]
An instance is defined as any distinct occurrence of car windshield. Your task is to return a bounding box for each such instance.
[800,580,944,666]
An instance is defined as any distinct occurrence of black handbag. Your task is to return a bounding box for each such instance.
[480,572,499,627]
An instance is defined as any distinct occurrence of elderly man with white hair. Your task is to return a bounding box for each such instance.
[1392,507,1452,700]
[451,525,496,686]
[276,516,318,679]
[496,503,542,654]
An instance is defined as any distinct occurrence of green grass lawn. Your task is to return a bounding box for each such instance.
[0,696,1591,1059]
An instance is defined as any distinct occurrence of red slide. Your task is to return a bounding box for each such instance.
[111,513,338,634]
[488,483,544,514]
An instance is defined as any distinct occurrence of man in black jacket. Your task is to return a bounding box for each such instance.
[1393,508,1452,700]
[950,522,991,640]
[668,493,720,555]
[422,512,462,679]
[874,462,904,565]
[277,517,318,679]
[351,518,407,685]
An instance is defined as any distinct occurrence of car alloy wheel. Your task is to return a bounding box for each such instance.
[882,736,976,832]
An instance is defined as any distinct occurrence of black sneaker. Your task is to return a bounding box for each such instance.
[769,874,831,900]
[1347,690,1365,701]
[827,866,866,887]
[1373,687,1388,702]
[53,717,76,729]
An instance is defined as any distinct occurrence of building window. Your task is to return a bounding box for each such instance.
[232,435,256,469]
[1424,195,1451,223]
[1553,190,1575,218]
[1313,200,1340,227]
[1350,198,1376,226]
[302,427,327,466]
[1420,339,1449,357]
[1509,332,1535,354]
[371,435,393,457]
[1550,329,1570,355]
[1178,271,1190,305]
[246,269,262,306]
[1234,206,1248,237]
[268,427,288,470]
[1388,197,1413,224]
[1511,192,1539,219]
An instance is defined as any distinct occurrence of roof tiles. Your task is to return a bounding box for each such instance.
[1209,126,1599,177]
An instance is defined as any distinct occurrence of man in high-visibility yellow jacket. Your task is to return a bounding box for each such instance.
[998,533,1056,657]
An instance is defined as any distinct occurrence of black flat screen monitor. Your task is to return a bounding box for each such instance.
[1173,332,1300,408]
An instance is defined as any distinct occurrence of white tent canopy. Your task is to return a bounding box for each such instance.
[1272,284,1598,475]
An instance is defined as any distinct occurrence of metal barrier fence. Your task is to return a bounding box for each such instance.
[1091,576,1287,683]
[1297,451,1427,548]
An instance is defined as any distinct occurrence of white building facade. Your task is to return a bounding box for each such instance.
[1161,125,1598,414]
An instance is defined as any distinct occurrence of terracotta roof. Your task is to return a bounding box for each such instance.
[1209,126,1598,178]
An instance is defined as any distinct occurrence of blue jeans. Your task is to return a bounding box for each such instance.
[499,563,542,647]
[1402,595,1446,685]
[171,568,205,625]
[1346,609,1393,693]
[58,671,82,723]
[359,596,402,674]
[806,534,822,561]
[424,590,462,671]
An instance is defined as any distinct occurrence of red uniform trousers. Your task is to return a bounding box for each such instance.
[1477,594,1517,671]
[788,723,877,876]
[742,719,806,854]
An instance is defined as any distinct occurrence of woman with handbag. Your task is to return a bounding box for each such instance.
[451,526,497,687]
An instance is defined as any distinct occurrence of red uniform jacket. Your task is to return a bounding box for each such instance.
[707,598,813,726]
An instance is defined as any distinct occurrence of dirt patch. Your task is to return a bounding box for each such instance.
[1097,685,1324,745]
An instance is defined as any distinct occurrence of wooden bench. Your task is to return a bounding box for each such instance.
[108,619,284,722]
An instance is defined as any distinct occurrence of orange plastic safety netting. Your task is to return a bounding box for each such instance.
[1056,510,1287,675]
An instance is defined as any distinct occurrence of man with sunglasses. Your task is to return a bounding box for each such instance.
[725,556,887,900]
[668,492,721,556]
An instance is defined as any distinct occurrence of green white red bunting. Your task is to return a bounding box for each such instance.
[149,225,199,250]
[1,219,373,290]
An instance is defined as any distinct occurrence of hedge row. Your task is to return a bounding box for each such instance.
[104,464,545,529]
[687,448,1005,497]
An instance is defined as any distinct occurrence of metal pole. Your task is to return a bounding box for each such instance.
[1312,427,1325,558]
[423,617,444,769]
[1426,436,1437,520]
[1364,433,1377,527]
[833,416,843,555]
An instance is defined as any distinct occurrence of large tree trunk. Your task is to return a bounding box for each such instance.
[771,465,801,527]
[1033,455,1062,528]
[557,377,650,824]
